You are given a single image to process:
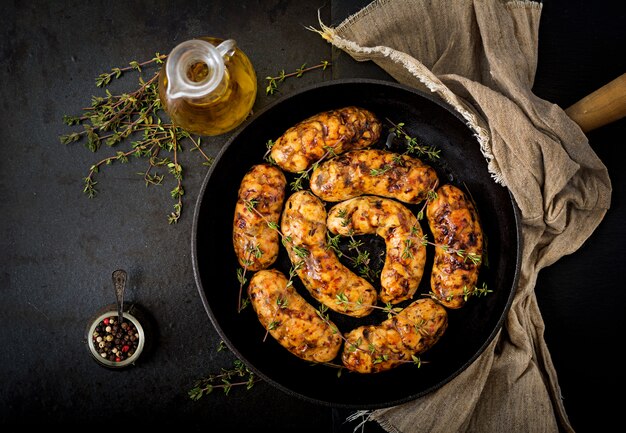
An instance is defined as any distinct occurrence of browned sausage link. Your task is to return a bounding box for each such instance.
[426,184,483,309]
[232,163,287,271]
[341,298,448,373]
[269,106,382,173]
[248,269,342,363]
[281,190,377,318]
[310,149,439,204]
[327,196,427,304]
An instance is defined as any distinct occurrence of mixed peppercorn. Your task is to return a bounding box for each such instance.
[92,315,140,363]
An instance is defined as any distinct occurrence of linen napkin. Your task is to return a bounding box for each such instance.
[311,1,612,432]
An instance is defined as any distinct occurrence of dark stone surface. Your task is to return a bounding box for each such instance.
[1,1,624,432]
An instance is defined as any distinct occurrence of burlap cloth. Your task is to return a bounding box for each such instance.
[310,1,612,432]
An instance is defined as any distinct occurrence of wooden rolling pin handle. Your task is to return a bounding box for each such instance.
[565,73,626,133]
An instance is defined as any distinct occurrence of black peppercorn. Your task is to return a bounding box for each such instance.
[91,315,140,364]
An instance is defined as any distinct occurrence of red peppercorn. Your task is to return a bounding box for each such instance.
[90,313,142,367]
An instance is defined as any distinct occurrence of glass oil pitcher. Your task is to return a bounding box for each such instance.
[158,37,257,136]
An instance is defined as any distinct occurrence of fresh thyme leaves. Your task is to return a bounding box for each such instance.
[336,295,403,319]
[417,231,483,266]
[60,53,214,224]
[385,118,441,161]
[95,54,166,87]
[428,281,492,304]
[263,139,276,164]
[326,219,382,283]
[263,295,289,342]
[265,60,331,95]
[188,346,259,400]
[415,189,439,221]
[369,164,393,176]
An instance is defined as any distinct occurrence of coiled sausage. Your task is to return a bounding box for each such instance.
[281,190,377,318]
[341,298,448,373]
[426,184,483,309]
[310,149,439,204]
[248,269,342,363]
[269,106,381,173]
[233,163,286,271]
[327,196,427,304]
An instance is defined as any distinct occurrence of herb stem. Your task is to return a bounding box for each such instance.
[266,62,330,81]
[265,60,331,95]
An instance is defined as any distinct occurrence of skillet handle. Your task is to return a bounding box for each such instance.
[564,72,626,133]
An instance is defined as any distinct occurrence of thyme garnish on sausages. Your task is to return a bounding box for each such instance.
[289,144,338,191]
[408,190,484,266]
[315,303,425,369]
[236,245,262,312]
[326,232,382,283]
[336,294,403,319]
[264,295,289,342]
[237,200,309,313]
[264,134,342,192]
[369,164,394,176]
[385,119,441,162]
[428,281,492,304]
[414,230,483,266]
[327,210,383,282]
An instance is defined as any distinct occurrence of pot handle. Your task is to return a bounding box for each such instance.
[565,72,626,133]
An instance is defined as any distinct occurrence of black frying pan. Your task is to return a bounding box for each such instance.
[191,78,520,409]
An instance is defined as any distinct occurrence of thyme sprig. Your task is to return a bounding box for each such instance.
[95,53,166,87]
[326,211,383,283]
[60,53,214,224]
[265,60,331,95]
[415,231,483,266]
[335,294,403,319]
[385,118,441,162]
[264,295,289,342]
[189,342,259,400]
[263,139,276,164]
[327,232,381,282]
[428,281,492,304]
[236,246,261,312]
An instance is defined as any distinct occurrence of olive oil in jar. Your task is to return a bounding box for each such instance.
[158,37,257,136]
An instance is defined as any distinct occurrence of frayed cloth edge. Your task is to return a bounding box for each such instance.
[505,0,543,11]
[307,14,504,186]
[344,409,400,433]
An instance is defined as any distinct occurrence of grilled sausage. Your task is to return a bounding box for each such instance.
[233,163,287,271]
[327,196,426,304]
[269,106,382,173]
[248,269,342,363]
[310,149,439,204]
[426,184,483,309]
[341,298,448,373]
[281,190,377,318]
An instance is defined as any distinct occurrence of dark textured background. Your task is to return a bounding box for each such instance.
[1,1,624,432]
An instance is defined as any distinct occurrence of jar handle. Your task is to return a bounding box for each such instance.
[216,39,237,59]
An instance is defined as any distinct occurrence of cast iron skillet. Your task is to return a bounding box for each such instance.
[191,78,520,409]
